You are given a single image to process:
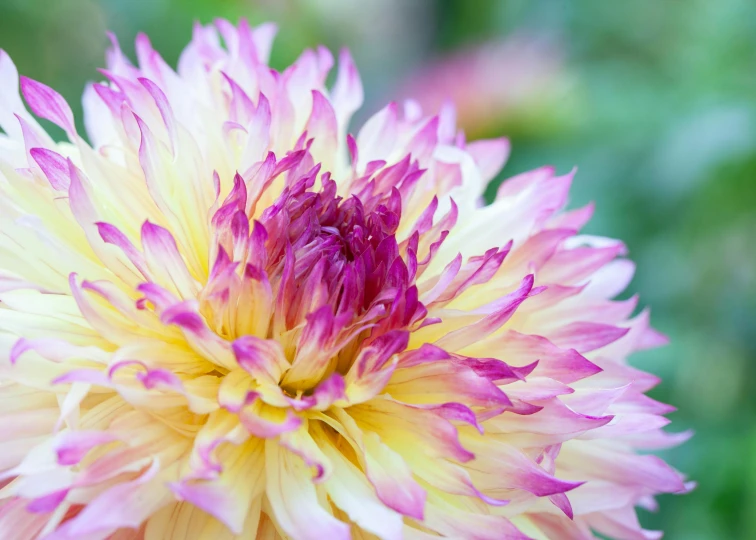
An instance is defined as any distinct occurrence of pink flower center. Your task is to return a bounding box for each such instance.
[200,161,426,395]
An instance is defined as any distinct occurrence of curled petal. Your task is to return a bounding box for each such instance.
[171,439,264,535]
[54,431,120,466]
[264,439,351,540]
[332,408,427,520]
[232,335,290,383]
[239,400,302,438]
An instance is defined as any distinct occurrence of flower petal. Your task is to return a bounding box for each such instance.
[20,76,76,136]
[170,438,264,535]
[264,439,350,540]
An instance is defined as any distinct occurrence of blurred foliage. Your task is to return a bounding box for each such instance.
[1,0,755,538]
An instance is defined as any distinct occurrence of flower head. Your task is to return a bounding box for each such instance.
[0,20,688,540]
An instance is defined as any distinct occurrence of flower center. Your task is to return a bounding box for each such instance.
[200,168,423,398]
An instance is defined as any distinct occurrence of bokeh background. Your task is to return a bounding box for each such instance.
[1,0,755,538]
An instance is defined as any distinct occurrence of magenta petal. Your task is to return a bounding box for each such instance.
[96,222,150,278]
[55,431,120,465]
[135,367,184,391]
[239,407,302,438]
[26,489,69,514]
[169,480,244,534]
[29,147,70,190]
[20,76,76,135]
[308,373,347,410]
[52,368,111,387]
[433,402,484,434]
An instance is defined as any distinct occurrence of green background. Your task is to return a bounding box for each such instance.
[2,1,755,538]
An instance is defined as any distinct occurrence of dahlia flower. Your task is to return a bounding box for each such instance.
[0,20,689,540]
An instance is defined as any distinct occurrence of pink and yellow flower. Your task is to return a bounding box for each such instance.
[0,20,689,540]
